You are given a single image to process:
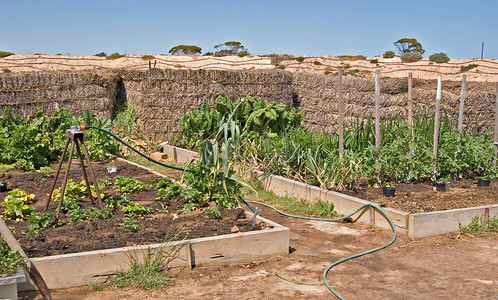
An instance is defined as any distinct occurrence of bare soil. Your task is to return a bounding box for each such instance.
[19,207,498,299]
[344,179,497,213]
[0,159,264,257]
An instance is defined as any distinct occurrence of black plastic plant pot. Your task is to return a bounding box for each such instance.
[382,186,396,197]
[477,178,490,187]
[432,181,446,192]
[0,181,7,192]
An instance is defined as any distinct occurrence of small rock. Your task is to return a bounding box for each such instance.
[230,225,240,233]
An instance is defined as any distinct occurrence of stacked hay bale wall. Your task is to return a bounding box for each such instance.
[292,73,497,133]
[0,71,119,118]
[119,69,293,139]
[0,69,496,140]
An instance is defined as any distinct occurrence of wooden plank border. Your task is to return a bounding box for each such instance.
[162,144,498,238]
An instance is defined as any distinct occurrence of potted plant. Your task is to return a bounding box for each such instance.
[0,236,26,300]
[381,182,396,197]
[0,181,6,192]
[477,168,496,187]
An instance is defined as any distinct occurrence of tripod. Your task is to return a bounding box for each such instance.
[45,129,104,220]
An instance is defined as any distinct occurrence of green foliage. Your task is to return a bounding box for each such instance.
[121,202,152,217]
[1,189,36,220]
[338,55,366,61]
[394,38,425,55]
[141,55,155,60]
[429,52,450,63]
[0,236,24,277]
[88,282,104,291]
[150,178,181,200]
[214,41,248,56]
[205,206,221,219]
[113,176,148,194]
[0,107,118,170]
[295,56,305,62]
[0,51,15,58]
[370,59,379,64]
[172,102,221,148]
[401,52,423,62]
[237,50,250,57]
[109,243,177,290]
[169,45,202,55]
[383,51,395,58]
[312,200,338,217]
[94,52,107,57]
[37,166,53,175]
[106,52,124,60]
[460,64,478,72]
[120,217,139,232]
[459,215,498,234]
[27,212,54,232]
[52,179,105,203]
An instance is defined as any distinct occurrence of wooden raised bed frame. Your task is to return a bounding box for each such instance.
[162,144,498,238]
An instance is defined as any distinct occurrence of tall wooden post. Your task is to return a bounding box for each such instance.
[458,75,467,135]
[494,83,498,166]
[338,68,344,155]
[433,75,442,176]
[375,70,381,149]
[407,72,413,130]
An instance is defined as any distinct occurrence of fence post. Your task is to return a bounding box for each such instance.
[433,75,442,177]
[494,83,498,166]
[375,70,381,149]
[338,68,344,156]
[458,75,467,135]
[407,72,413,130]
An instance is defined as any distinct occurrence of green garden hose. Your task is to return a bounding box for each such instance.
[86,125,189,172]
[85,125,397,299]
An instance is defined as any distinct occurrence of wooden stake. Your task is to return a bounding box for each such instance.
[407,72,413,130]
[338,68,344,155]
[458,75,467,134]
[375,70,381,149]
[494,83,498,166]
[433,75,443,175]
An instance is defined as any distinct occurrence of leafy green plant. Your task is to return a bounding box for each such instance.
[0,236,24,277]
[113,176,148,194]
[37,166,53,176]
[109,234,184,290]
[459,215,498,234]
[1,189,36,220]
[120,217,139,232]
[429,52,450,63]
[121,202,152,217]
[205,206,221,219]
[460,64,478,73]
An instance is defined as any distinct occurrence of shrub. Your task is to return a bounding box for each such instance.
[106,52,124,60]
[95,52,107,57]
[429,52,450,63]
[237,50,250,57]
[141,55,155,60]
[370,59,379,64]
[0,51,14,58]
[401,52,423,62]
[313,60,322,65]
[338,55,366,61]
[460,64,478,72]
[2,69,11,73]
[383,51,395,58]
[295,56,305,62]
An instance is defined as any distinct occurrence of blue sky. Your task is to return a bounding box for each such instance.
[1,0,497,59]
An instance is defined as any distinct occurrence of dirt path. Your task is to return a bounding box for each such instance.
[19,205,497,299]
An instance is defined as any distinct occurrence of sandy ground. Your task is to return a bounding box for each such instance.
[19,206,498,299]
[1,54,497,82]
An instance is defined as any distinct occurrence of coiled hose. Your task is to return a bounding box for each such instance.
[85,125,397,299]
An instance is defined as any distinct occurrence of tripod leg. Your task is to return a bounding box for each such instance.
[45,138,70,211]
[74,138,95,205]
[81,141,105,210]
[55,140,76,220]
